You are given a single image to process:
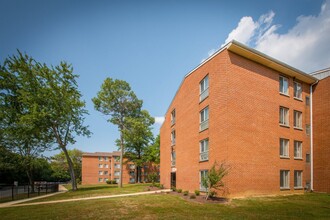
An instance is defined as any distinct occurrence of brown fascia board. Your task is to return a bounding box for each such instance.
[160,40,317,128]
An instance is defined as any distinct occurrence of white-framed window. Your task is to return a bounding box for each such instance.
[104,157,108,161]
[171,130,176,146]
[129,178,135,183]
[200,106,209,131]
[171,150,176,167]
[279,76,289,95]
[98,164,103,168]
[294,141,302,159]
[306,124,311,135]
[280,170,290,189]
[280,138,289,158]
[114,164,120,169]
[171,109,176,125]
[294,81,302,99]
[294,170,303,188]
[200,75,209,101]
[114,178,119,183]
[279,106,289,126]
[114,171,120,176]
[104,171,109,175]
[129,171,135,176]
[129,164,135,169]
[98,178,103,182]
[99,171,103,175]
[200,139,209,161]
[200,170,208,191]
[114,156,120,162]
[104,164,109,168]
[294,111,302,129]
[104,178,109,182]
[306,154,311,163]
[98,156,103,161]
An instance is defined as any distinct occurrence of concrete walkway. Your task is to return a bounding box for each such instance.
[0,189,171,208]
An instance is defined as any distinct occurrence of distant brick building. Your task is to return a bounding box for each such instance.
[82,151,159,185]
[160,40,329,197]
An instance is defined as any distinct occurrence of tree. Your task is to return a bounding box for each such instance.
[0,51,90,191]
[93,78,142,187]
[0,52,54,189]
[121,110,155,183]
[50,148,83,183]
[201,162,229,200]
[144,134,160,164]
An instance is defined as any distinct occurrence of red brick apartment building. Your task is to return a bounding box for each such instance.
[82,151,159,185]
[160,40,329,197]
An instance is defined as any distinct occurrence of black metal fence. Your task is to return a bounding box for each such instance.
[0,183,59,203]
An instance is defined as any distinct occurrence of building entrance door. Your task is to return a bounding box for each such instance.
[170,172,176,188]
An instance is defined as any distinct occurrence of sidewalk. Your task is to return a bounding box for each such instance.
[0,189,171,208]
[0,184,68,208]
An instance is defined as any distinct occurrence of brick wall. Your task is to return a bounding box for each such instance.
[313,76,330,193]
[160,49,312,197]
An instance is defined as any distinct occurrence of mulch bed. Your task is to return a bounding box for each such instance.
[146,186,229,204]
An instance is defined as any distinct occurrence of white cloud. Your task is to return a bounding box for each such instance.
[154,116,165,125]
[219,1,330,72]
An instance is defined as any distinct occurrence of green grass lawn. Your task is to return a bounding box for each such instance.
[22,183,150,203]
[0,189,329,219]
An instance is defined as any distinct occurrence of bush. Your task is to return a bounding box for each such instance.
[194,190,200,196]
[148,173,159,185]
[159,184,164,189]
[171,186,176,192]
[190,194,196,199]
[176,189,182,193]
[106,180,117,184]
[183,190,189,196]
[152,183,160,188]
[209,190,217,198]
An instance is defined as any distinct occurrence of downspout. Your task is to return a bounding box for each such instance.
[310,80,319,191]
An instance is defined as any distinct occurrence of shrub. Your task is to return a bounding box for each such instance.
[153,183,160,188]
[183,190,189,196]
[106,180,117,184]
[171,187,176,192]
[148,173,159,186]
[209,190,217,198]
[176,189,182,193]
[159,184,164,189]
[190,194,196,199]
[194,190,200,196]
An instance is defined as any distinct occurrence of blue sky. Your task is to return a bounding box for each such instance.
[1,0,329,156]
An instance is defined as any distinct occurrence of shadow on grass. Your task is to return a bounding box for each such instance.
[73,185,119,192]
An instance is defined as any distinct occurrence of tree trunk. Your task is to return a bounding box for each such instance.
[62,146,77,191]
[137,166,141,183]
[119,131,124,188]
[26,166,35,193]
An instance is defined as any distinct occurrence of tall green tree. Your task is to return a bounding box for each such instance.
[92,78,142,187]
[0,52,54,189]
[0,51,90,191]
[50,148,83,183]
[121,110,154,183]
[144,134,160,164]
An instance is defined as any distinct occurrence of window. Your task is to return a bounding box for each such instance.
[98,164,103,168]
[104,171,108,175]
[306,96,310,106]
[279,107,289,126]
[129,171,135,176]
[171,130,176,146]
[294,141,302,159]
[104,157,108,161]
[306,154,311,163]
[129,178,135,183]
[98,178,103,182]
[294,171,303,188]
[200,106,209,131]
[104,164,109,168]
[114,171,120,176]
[200,139,209,161]
[200,75,209,101]
[114,156,120,162]
[129,164,135,169]
[171,109,176,125]
[114,178,119,183]
[280,138,289,158]
[294,111,302,129]
[306,124,311,135]
[280,170,290,189]
[114,164,120,169]
[99,171,103,175]
[171,151,176,167]
[104,178,109,182]
[279,76,289,95]
[98,156,103,161]
[294,81,302,99]
[200,170,208,191]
